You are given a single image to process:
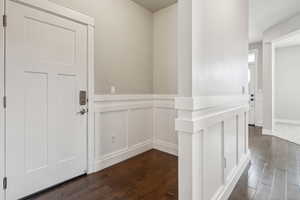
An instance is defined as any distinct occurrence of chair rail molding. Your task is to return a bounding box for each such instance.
[175,95,250,200]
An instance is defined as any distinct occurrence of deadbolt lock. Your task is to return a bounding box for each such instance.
[79,90,87,105]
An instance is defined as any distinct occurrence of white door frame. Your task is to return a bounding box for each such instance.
[270,29,300,128]
[1,0,5,199]
[248,49,258,125]
[1,1,95,198]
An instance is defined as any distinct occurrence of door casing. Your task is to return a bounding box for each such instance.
[1,0,5,199]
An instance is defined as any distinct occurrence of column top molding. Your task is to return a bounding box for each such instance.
[175,95,249,111]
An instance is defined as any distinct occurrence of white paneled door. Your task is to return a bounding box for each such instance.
[6,1,88,199]
[248,51,257,125]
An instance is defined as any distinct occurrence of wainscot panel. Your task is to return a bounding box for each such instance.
[93,95,177,171]
[175,95,250,200]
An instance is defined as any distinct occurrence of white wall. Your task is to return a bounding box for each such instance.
[263,13,300,131]
[153,4,177,94]
[50,0,179,95]
[50,0,154,94]
[178,0,248,97]
[275,45,300,121]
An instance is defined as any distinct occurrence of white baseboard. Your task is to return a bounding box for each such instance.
[153,140,178,156]
[255,122,263,127]
[262,128,273,135]
[94,139,178,172]
[275,119,300,126]
[214,153,251,200]
[94,140,153,171]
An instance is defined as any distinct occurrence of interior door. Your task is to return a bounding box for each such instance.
[5,1,88,199]
[248,63,256,125]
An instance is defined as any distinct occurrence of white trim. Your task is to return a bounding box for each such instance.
[94,94,154,102]
[9,0,94,25]
[175,95,248,111]
[95,102,153,113]
[94,94,176,112]
[94,140,153,172]
[275,119,300,126]
[262,128,273,135]
[214,154,250,200]
[0,0,5,199]
[94,94,177,102]
[255,122,263,127]
[87,25,95,174]
[176,104,249,134]
[153,140,178,156]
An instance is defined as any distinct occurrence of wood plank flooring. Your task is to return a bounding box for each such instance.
[26,150,178,200]
[27,127,300,200]
[229,126,300,200]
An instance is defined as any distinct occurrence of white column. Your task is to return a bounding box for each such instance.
[178,131,202,200]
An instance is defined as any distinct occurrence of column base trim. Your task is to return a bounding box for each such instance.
[214,153,251,200]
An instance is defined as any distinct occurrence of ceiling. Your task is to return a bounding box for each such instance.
[250,0,300,43]
[131,0,177,12]
[273,32,300,48]
[132,0,300,43]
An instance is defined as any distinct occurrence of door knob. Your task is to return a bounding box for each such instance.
[77,108,87,115]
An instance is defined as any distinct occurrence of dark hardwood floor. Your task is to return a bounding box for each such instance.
[229,126,300,200]
[27,127,300,200]
[26,150,178,200]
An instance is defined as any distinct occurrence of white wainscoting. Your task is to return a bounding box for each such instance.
[153,95,178,156]
[175,96,250,200]
[93,95,177,171]
[93,95,250,200]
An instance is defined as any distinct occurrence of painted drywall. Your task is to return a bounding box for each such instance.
[249,42,263,90]
[50,0,154,94]
[177,0,248,97]
[275,45,300,121]
[263,13,300,130]
[153,4,177,94]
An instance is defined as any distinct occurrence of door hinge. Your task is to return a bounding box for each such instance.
[224,158,227,169]
[3,96,6,109]
[3,177,7,190]
[3,15,7,27]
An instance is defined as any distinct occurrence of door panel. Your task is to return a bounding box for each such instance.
[24,72,48,173]
[6,1,88,199]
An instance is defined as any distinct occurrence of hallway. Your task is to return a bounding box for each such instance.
[230,126,300,200]
[24,126,300,200]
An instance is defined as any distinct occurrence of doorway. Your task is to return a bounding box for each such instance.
[248,50,258,126]
[271,30,300,144]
